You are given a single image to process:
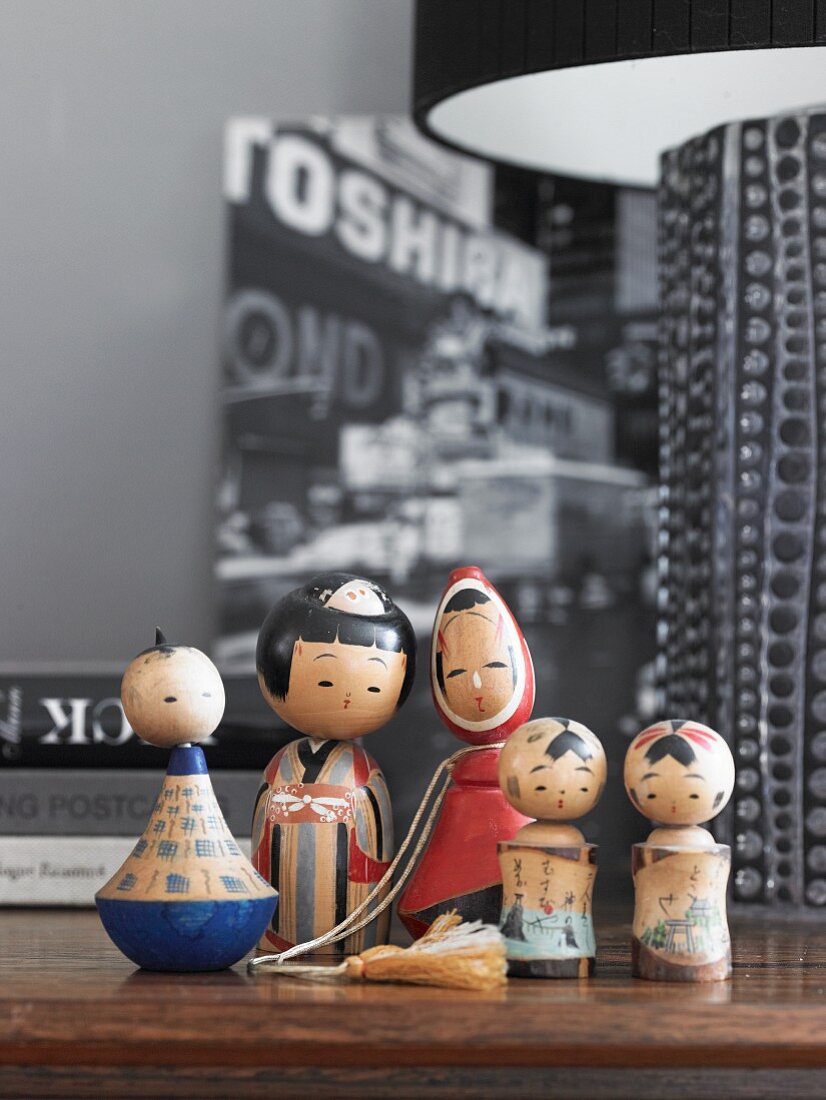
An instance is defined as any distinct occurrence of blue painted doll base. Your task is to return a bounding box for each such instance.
[96,895,277,972]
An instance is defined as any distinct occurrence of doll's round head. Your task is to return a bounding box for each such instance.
[121,630,225,748]
[431,566,534,745]
[624,719,735,826]
[498,717,606,821]
[256,573,416,740]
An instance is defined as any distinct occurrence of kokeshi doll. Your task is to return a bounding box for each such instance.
[397,566,535,937]
[497,717,606,978]
[252,573,416,956]
[96,631,277,971]
[624,720,735,982]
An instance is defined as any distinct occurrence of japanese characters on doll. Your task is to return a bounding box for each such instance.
[624,720,735,982]
[96,632,277,971]
[497,717,606,978]
[252,574,416,956]
[397,566,535,938]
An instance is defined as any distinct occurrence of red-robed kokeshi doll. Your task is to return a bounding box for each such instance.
[251,573,416,956]
[397,565,535,938]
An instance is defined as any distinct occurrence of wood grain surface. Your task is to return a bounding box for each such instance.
[1,908,826,1097]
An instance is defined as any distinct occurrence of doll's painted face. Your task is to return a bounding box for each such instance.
[433,581,525,732]
[499,717,607,821]
[261,638,407,740]
[438,609,514,722]
[121,639,225,748]
[624,720,735,826]
[257,575,415,740]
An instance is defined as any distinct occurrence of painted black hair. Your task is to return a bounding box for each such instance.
[256,572,416,707]
[545,728,593,762]
[644,733,697,767]
[435,589,493,692]
[443,589,491,614]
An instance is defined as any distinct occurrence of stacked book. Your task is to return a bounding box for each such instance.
[0,665,288,905]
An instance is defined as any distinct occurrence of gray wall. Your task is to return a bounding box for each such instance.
[0,0,412,662]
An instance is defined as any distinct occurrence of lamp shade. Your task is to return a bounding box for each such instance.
[414,0,826,184]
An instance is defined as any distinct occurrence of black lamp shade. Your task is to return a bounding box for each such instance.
[414,0,826,184]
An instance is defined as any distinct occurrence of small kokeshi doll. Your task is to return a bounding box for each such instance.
[497,717,606,978]
[96,631,277,971]
[252,573,416,957]
[624,719,735,983]
[397,566,535,937]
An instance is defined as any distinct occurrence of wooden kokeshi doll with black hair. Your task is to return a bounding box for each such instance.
[398,566,535,937]
[624,720,736,982]
[497,717,606,978]
[252,573,416,956]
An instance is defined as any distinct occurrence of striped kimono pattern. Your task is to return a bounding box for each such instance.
[252,737,392,955]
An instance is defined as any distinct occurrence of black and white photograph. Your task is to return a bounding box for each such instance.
[216,114,660,878]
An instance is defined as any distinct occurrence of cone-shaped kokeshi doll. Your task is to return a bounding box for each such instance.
[397,566,535,938]
[252,574,416,957]
[96,631,277,971]
[624,720,735,982]
[497,717,607,978]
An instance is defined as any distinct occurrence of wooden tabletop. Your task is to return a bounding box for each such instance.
[2,909,826,1098]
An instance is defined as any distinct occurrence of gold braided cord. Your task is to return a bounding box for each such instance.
[248,740,503,972]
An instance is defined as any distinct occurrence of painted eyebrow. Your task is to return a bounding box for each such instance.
[641,772,659,780]
[530,764,551,773]
[367,656,387,667]
[444,611,496,628]
[686,773,707,780]
[575,766,594,774]
[313,653,339,661]
[447,668,466,678]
